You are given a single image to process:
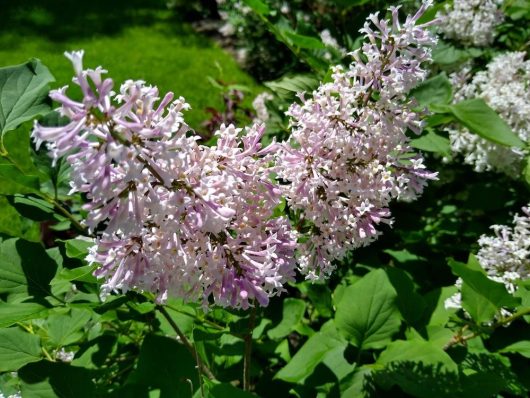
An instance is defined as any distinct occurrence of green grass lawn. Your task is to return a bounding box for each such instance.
[0,0,260,241]
[0,0,259,129]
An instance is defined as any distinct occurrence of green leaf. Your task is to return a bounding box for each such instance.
[64,238,93,259]
[264,74,318,101]
[0,302,48,328]
[2,122,40,174]
[125,334,198,397]
[425,286,459,327]
[376,340,457,372]
[275,321,346,383]
[385,268,426,327]
[297,281,333,318]
[19,361,97,398]
[448,256,520,323]
[523,156,530,186]
[432,41,470,65]
[449,99,525,148]
[55,265,97,284]
[0,196,40,241]
[335,269,401,350]
[411,74,453,107]
[47,309,92,346]
[0,328,42,371]
[267,298,306,340]
[411,130,452,157]
[7,195,56,222]
[283,31,326,50]
[499,341,530,358]
[0,158,40,194]
[0,238,59,300]
[0,59,54,148]
[240,0,270,15]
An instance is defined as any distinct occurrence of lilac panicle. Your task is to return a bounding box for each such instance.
[33,51,296,309]
[276,1,438,279]
[33,2,438,307]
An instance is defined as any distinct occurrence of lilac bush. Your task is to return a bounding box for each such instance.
[33,2,438,308]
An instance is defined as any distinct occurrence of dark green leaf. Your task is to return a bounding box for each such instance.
[0,302,48,328]
[205,382,259,397]
[19,360,97,398]
[0,158,40,194]
[0,59,54,145]
[448,256,520,323]
[0,328,42,371]
[55,265,97,284]
[411,74,453,107]
[125,334,198,397]
[411,130,452,157]
[499,341,530,358]
[240,0,269,15]
[267,298,306,340]
[385,268,426,327]
[275,321,346,383]
[8,195,56,222]
[450,99,525,148]
[0,196,40,241]
[283,31,326,50]
[47,309,92,346]
[264,74,318,101]
[0,238,59,301]
[335,269,401,350]
[376,340,457,372]
[64,238,93,259]
[432,41,470,65]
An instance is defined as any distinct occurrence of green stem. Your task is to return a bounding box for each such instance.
[156,305,215,381]
[444,307,530,350]
[243,307,257,391]
[164,304,226,331]
[39,193,90,235]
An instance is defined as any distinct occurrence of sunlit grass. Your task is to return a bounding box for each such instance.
[0,4,259,129]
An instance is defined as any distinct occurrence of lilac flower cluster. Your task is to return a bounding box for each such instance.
[33,51,296,309]
[438,0,504,47]
[276,2,438,279]
[445,204,530,316]
[448,52,530,175]
[33,2,437,307]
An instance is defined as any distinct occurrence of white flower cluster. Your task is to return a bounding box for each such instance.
[446,204,530,313]
[252,92,273,123]
[447,52,530,175]
[438,0,504,46]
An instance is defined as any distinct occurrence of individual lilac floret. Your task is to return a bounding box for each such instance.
[276,2,438,279]
[445,204,530,316]
[33,51,297,309]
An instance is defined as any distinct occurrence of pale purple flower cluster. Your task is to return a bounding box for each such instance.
[276,2,438,279]
[33,2,438,307]
[32,51,296,309]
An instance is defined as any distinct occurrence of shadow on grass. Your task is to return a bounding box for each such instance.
[0,0,206,43]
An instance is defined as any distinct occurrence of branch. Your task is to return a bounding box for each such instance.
[243,307,257,391]
[444,307,530,350]
[156,305,215,380]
